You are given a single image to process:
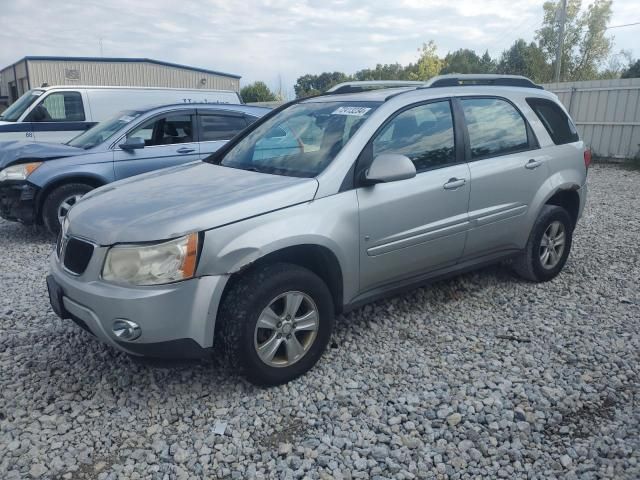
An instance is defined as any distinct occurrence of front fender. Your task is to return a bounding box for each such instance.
[197,190,360,304]
[27,152,115,188]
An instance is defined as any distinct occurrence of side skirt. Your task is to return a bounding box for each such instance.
[342,249,520,313]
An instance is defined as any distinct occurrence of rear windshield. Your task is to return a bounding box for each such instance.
[526,98,579,145]
[67,111,143,149]
[218,101,380,178]
[0,90,44,122]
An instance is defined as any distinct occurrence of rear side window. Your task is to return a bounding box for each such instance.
[27,91,85,122]
[526,98,578,145]
[373,100,455,172]
[460,98,529,159]
[199,114,247,141]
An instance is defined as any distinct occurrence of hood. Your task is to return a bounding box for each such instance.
[67,162,319,244]
[0,141,83,169]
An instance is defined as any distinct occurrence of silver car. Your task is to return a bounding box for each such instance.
[48,75,589,386]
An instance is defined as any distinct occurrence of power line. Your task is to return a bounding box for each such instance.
[605,21,640,30]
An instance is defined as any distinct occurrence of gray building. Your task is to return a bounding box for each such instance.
[0,56,241,105]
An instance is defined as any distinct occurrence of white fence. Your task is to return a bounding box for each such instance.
[542,78,640,160]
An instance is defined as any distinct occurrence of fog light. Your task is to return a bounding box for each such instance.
[112,319,141,341]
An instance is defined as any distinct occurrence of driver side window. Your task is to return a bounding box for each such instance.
[372,101,455,173]
[127,114,194,147]
[26,92,85,122]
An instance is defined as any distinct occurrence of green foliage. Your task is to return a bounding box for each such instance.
[536,0,613,81]
[622,59,640,79]
[441,49,496,74]
[407,41,444,80]
[497,40,552,83]
[240,81,277,103]
[293,72,351,98]
[353,63,411,81]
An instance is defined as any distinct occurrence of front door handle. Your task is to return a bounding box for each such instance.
[177,147,196,154]
[525,159,542,170]
[443,178,466,190]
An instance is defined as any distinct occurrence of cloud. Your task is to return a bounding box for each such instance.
[0,0,637,98]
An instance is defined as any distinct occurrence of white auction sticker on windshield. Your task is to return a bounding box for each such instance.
[32,91,44,96]
[331,106,371,116]
[119,115,136,122]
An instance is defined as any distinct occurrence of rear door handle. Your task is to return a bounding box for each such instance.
[443,178,466,190]
[525,159,542,170]
[177,147,196,154]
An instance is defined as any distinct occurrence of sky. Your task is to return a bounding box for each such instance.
[0,0,638,97]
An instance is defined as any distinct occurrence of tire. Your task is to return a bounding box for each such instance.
[217,262,335,386]
[512,205,573,282]
[42,183,93,235]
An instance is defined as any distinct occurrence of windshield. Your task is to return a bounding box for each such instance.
[0,90,44,122]
[67,110,143,149]
[218,101,380,177]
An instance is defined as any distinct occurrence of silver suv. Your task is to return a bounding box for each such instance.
[47,75,589,386]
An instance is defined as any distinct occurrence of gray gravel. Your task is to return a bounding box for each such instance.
[1,163,639,479]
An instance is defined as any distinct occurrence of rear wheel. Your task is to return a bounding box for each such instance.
[42,183,93,235]
[512,205,573,282]
[217,263,334,386]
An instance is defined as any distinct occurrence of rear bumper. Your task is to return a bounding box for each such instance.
[48,252,229,359]
[0,181,39,224]
[577,182,588,221]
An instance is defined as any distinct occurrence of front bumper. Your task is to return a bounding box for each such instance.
[48,250,229,358]
[0,181,39,224]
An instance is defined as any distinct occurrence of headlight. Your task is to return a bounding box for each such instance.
[0,162,43,181]
[102,233,199,286]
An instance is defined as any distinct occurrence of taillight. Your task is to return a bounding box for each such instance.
[584,149,592,170]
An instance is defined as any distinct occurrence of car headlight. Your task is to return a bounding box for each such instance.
[102,233,199,286]
[0,162,43,181]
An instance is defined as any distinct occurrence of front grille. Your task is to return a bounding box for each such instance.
[63,237,94,275]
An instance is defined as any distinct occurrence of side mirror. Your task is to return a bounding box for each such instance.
[119,136,145,151]
[363,153,416,185]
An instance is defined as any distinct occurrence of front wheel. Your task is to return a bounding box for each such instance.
[217,263,334,386]
[512,205,573,282]
[42,183,93,235]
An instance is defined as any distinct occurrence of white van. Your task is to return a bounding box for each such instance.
[0,86,242,144]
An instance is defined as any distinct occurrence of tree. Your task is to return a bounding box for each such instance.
[440,49,495,74]
[354,63,410,81]
[622,59,640,79]
[240,81,277,103]
[294,72,351,98]
[497,39,552,82]
[407,41,444,80]
[536,0,613,81]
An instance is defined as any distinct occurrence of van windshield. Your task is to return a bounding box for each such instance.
[67,111,143,150]
[216,101,380,178]
[0,90,45,122]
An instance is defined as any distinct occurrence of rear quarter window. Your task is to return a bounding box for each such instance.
[526,98,579,145]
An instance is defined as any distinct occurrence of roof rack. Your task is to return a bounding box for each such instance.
[326,80,428,94]
[423,74,543,89]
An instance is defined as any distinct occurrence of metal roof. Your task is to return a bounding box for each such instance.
[4,56,241,79]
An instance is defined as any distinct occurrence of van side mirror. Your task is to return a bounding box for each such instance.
[119,137,145,151]
[363,153,416,185]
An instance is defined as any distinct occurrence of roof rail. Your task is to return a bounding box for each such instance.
[326,80,428,94]
[423,74,543,90]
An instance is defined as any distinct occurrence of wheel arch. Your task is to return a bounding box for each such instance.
[36,174,107,221]
[220,243,345,315]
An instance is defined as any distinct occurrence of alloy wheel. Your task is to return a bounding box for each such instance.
[253,291,319,368]
[539,220,566,269]
[57,194,84,226]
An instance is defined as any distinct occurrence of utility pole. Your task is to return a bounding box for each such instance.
[554,0,567,82]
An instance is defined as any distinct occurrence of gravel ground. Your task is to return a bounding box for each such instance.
[1,163,639,480]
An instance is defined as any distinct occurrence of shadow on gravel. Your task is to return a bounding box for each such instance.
[1,222,54,246]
